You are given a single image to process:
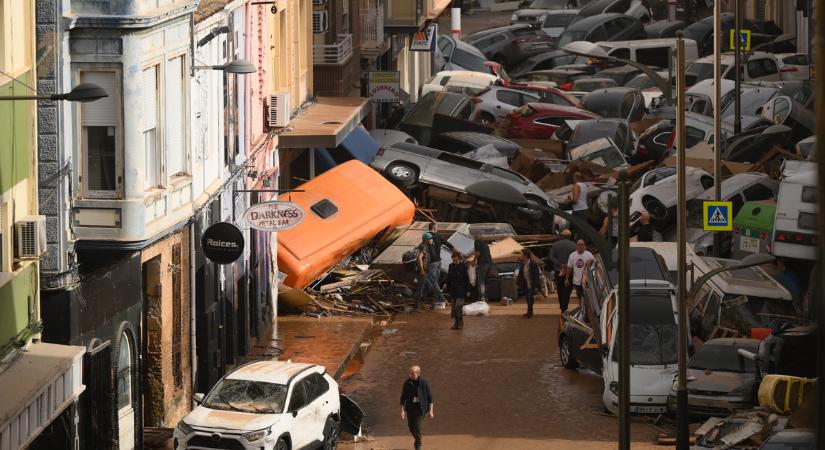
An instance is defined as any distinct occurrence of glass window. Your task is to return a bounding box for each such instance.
[438,152,484,169]
[288,381,308,411]
[558,30,586,48]
[438,36,454,54]
[783,55,808,65]
[685,126,706,148]
[535,116,566,126]
[619,95,635,120]
[543,13,576,28]
[117,333,132,410]
[450,49,487,72]
[610,48,630,60]
[439,75,452,86]
[743,183,774,201]
[496,89,521,106]
[143,65,162,188]
[302,373,330,403]
[614,123,628,148]
[801,186,817,203]
[204,379,288,414]
[688,342,757,373]
[603,20,624,38]
[81,71,119,197]
[798,212,817,230]
[636,47,670,69]
[589,26,607,42]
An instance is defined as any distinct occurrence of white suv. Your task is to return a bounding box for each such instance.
[174,361,341,450]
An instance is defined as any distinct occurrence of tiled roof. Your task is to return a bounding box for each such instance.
[194,0,231,24]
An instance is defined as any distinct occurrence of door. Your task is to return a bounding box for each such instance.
[286,378,314,448]
[494,89,522,119]
[85,342,114,450]
[564,307,601,370]
[303,373,333,441]
[116,333,135,450]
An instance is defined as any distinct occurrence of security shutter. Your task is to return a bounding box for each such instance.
[84,341,114,450]
[81,72,117,127]
[165,57,184,176]
[142,66,158,132]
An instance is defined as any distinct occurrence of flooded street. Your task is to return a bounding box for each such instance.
[340,301,665,449]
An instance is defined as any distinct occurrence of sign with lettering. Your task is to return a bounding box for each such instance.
[410,24,437,52]
[201,222,244,264]
[367,71,401,103]
[244,201,305,232]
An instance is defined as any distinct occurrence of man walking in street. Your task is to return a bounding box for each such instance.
[549,229,576,312]
[446,252,470,330]
[566,239,594,303]
[472,236,493,302]
[415,233,443,310]
[518,249,542,318]
[400,365,434,450]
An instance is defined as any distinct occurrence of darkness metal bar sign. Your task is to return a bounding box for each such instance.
[244,201,305,232]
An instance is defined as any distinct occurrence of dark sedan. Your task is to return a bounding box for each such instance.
[567,118,636,159]
[465,25,555,68]
[580,87,646,122]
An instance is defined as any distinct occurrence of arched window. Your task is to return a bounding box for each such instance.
[116,332,132,410]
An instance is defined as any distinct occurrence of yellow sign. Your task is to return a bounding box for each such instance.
[729,29,751,51]
[703,201,734,231]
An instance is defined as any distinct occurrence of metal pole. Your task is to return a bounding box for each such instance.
[814,0,825,440]
[618,170,631,450]
[713,0,723,257]
[733,0,742,135]
[675,32,690,450]
[451,0,462,41]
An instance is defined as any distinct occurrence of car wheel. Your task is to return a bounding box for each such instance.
[385,163,417,187]
[479,112,496,126]
[275,437,289,450]
[559,335,579,370]
[643,197,668,221]
[322,416,340,450]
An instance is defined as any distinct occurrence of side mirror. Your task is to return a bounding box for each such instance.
[291,410,298,418]
[737,348,758,361]
[193,393,205,405]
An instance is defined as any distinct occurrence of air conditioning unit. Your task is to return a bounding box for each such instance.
[269,92,291,128]
[312,11,329,33]
[15,215,46,260]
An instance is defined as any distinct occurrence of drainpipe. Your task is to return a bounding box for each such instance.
[190,224,198,398]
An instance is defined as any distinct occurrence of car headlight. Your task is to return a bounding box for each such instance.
[176,421,194,435]
[609,381,619,395]
[242,428,271,442]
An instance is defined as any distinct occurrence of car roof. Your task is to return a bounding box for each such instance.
[541,9,579,16]
[227,361,317,384]
[565,12,628,30]
[598,37,693,48]
[604,247,671,286]
[696,172,770,199]
[630,242,680,271]
[525,102,598,116]
[389,141,444,158]
[438,131,517,147]
[582,86,637,101]
[690,256,791,300]
[466,24,530,40]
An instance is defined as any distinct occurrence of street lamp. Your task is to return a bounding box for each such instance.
[687,253,776,300]
[0,82,108,102]
[561,41,673,104]
[192,58,257,74]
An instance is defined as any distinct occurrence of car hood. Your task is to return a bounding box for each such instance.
[610,362,677,398]
[182,406,281,432]
[686,369,755,395]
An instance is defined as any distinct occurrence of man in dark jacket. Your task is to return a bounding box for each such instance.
[472,237,493,302]
[548,229,576,311]
[518,249,542,318]
[446,252,470,330]
[429,222,456,254]
[400,365,434,450]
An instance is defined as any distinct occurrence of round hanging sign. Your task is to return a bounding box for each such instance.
[201,222,244,265]
[244,201,305,232]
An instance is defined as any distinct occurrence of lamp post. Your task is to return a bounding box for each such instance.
[675,32,689,450]
[712,0,723,257]
[0,82,108,102]
[191,58,257,76]
[617,170,631,450]
[561,41,673,105]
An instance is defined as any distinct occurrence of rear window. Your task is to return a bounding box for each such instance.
[451,49,488,72]
[782,54,808,65]
[636,47,671,69]
[543,14,576,28]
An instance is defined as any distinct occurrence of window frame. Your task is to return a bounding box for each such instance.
[165,53,189,180]
[78,68,124,199]
[142,62,164,190]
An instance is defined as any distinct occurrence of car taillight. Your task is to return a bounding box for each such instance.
[666,130,676,149]
[780,66,799,73]
[376,147,385,156]
[470,97,483,104]
[775,230,817,245]
[559,83,573,90]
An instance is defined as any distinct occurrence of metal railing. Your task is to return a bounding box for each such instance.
[313,34,353,65]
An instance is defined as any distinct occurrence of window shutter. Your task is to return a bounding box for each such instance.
[165,57,184,176]
[142,66,158,131]
[81,72,117,127]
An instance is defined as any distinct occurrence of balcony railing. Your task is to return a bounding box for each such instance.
[360,6,385,51]
[313,34,354,65]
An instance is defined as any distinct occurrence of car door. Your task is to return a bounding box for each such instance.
[302,373,333,443]
[494,88,524,119]
[286,377,314,448]
[600,291,617,371]
[563,306,602,370]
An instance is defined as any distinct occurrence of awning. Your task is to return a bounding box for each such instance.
[278,97,370,149]
[0,343,86,449]
[428,0,452,20]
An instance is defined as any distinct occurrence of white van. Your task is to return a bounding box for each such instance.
[772,160,817,261]
[597,38,699,69]
[420,70,498,97]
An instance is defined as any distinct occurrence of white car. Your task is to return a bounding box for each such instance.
[421,70,498,97]
[174,361,341,450]
[629,166,714,223]
[601,279,679,415]
[774,53,810,80]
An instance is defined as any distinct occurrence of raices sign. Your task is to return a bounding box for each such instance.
[244,201,305,232]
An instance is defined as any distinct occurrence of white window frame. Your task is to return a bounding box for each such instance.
[165,53,188,180]
[79,68,123,199]
[142,63,163,189]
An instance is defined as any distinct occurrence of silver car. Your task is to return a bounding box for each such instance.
[370,142,556,211]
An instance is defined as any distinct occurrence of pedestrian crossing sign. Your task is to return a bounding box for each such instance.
[702,201,733,231]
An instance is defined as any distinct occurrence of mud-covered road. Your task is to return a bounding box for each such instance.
[339,301,665,450]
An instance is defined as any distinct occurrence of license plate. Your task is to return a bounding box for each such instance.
[740,236,760,253]
[633,406,666,414]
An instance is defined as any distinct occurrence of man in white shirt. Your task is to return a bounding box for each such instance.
[564,239,594,303]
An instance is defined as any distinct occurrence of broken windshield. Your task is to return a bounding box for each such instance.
[203,379,288,414]
[720,295,799,332]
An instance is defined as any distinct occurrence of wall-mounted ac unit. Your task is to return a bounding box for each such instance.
[15,215,46,260]
[269,92,291,128]
[312,11,329,33]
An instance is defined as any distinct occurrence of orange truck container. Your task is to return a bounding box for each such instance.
[277,160,415,289]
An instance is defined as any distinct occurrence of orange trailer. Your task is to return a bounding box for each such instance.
[277,160,415,289]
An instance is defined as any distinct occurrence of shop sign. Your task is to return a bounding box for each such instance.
[367,71,401,103]
[244,201,305,232]
[410,24,437,52]
[201,222,244,265]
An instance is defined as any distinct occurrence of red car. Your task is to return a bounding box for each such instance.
[501,103,600,139]
[484,61,582,108]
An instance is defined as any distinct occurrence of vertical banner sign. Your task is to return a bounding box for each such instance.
[367,72,401,103]
[410,24,437,52]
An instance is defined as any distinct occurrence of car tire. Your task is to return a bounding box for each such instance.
[559,335,579,370]
[384,163,417,187]
[643,197,668,222]
[479,113,496,126]
[322,415,340,450]
[275,437,289,450]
